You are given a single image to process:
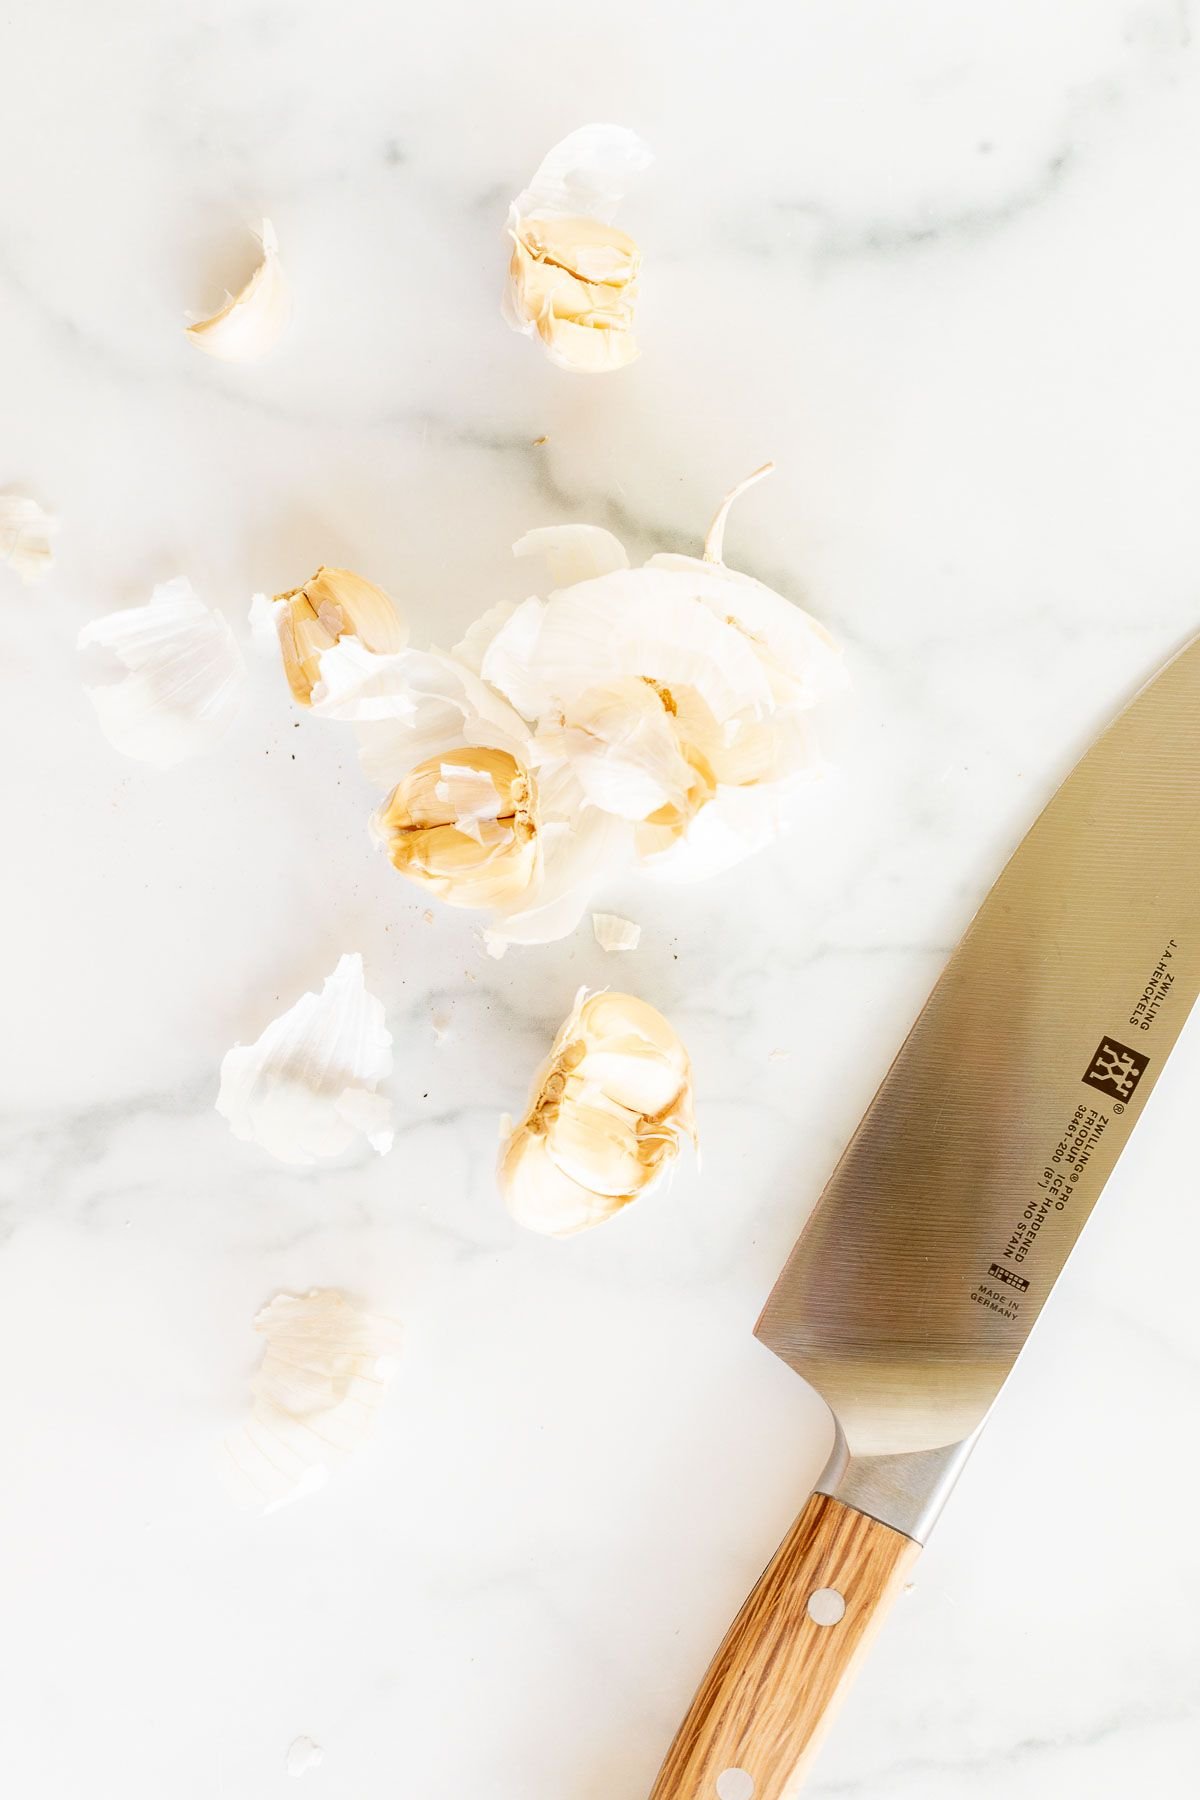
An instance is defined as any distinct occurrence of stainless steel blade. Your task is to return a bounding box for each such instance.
[757,633,1200,1537]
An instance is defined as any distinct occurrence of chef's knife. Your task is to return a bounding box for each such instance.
[648,633,1200,1800]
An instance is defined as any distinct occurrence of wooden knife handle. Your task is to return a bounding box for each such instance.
[647,1493,919,1800]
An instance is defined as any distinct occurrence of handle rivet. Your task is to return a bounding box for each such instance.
[807,1587,846,1627]
[716,1771,755,1800]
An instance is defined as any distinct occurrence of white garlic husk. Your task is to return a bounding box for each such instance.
[221,1289,401,1512]
[216,953,393,1166]
[259,565,407,706]
[0,493,57,584]
[500,988,695,1236]
[78,577,246,766]
[477,470,845,877]
[592,912,640,952]
[504,125,651,373]
[186,218,290,362]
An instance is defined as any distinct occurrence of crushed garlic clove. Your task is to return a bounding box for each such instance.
[500,988,694,1236]
[373,746,540,909]
[269,566,406,706]
[505,125,651,374]
[185,218,291,362]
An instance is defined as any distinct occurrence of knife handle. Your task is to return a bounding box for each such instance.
[647,1493,919,1800]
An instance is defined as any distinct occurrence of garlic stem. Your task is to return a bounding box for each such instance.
[703,462,776,565]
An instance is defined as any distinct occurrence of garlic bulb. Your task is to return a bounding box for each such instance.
[217,952,393,1166]
[504,125,651,373]
[264,566,407,706]
[78,577,246,766]
[500,988,694,1236]
[0,493,57,584]
[185,219,290,362]
[373,746,540,909]
[222,1289,401,1512]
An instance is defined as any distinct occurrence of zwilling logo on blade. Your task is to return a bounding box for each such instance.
[1083,1038,1148,1102]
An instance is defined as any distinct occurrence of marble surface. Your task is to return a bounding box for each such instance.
[4,3,1200,1795]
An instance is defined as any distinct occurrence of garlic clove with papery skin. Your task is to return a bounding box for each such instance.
[0,493,57,584]
[505,125,651,374]
[269,566,407,706]
[500,988,694,1237]
[373,746,540,909]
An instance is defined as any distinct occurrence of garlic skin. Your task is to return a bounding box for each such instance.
[185,218,290,362]
[222,1289,401,1512]
[373,746,540,909]
[479,471,845,878]
[0,493,57,584]
[500,988,694,1237]
[268,566,406,706]
[505,125,651,373]
[216,953,393,1166]
[78,577,246,767]
[592,912,640,952]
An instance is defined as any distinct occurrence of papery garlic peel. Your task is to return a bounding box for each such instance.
[221,1289,401,1512]
[499,988,694,1236]
[186,219,290,362]
[0,493,57,584]
[272,566,407,705]
[505,126,651,374]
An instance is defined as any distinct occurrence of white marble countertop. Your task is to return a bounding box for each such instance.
[4,3,1200,1796]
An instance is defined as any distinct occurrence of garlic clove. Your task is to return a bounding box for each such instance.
[505,126,651,374]
[221,1289,401,1512]
[373,746,540,909]
[592,912,640,952]
[216,953,393,1166]
[272,566,406,706]
[0,493,57,584]
[78,577,246,766]
[499,987,694,1235]
[185,218,290,362]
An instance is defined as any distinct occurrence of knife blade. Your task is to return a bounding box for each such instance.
[648,632,1200,1800]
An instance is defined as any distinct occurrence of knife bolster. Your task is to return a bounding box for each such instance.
[817,1419,980,1544]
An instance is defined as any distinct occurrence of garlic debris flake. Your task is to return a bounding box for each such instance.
[78,577,246,766]
[505,125,651,373]
[265,566,406,706]
[186,218,290,362]
[222,1289,401,1512]
[592,911,640,952]
[500,988,694,1236]
[0,493,57,584]
[217,953,393,1166]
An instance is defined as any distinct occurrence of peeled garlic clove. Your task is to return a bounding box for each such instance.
[505,125,651,374]
[373,746,540,909]
[0,493,57,584]
[221,1289,401,1512]
[216,953,393,1166]
[185,218,290,362]
[499,987,694,1237]
[78,577,246,766]
[592,912,640,952]
[271,566,406,706]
